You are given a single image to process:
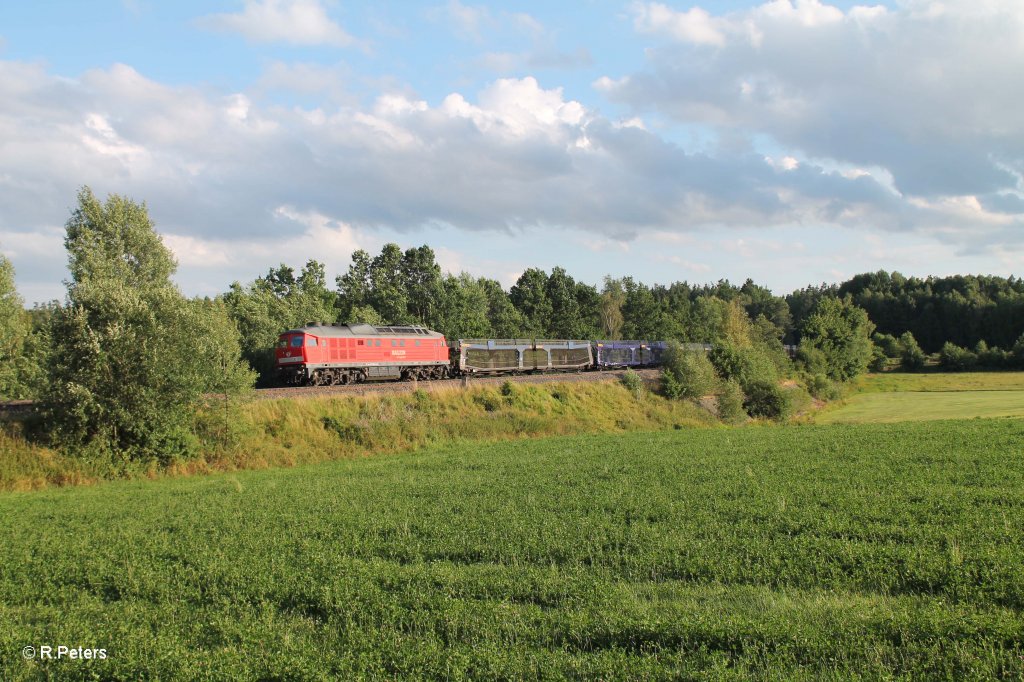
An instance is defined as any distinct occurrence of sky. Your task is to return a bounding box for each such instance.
[1,0,1022,304]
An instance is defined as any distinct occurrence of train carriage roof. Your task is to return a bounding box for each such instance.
[282,323,444,338]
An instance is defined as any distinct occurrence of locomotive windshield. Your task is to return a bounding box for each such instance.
[290,336,303,347]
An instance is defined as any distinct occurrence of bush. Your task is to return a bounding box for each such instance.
[974,341,1011,369]
[1013,334,1024,368]
[806,373,843,401]
[662,342,718,400]
[620,369,643,399]
[661,370,683,400]
[939,342,977,371]
[898,332,927,371]
[872,332,901,358]
[743,380,793,421]
[716,379,746,424]
[795,345,828,376]
[473,391,502,412]
[709,343,778,392]
[868,345,888,372]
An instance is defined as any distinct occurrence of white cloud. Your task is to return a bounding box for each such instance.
[197,0,361,48]
[1,56,1021,302]
[442,0,492,42]
[633,3,727,46]
[609,0,1024,205]
[255,61,356,105]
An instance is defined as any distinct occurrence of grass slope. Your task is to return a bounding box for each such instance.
[2,420,1023,680]
[0,380,713,491]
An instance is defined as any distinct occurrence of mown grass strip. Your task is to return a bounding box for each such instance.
[815,389,1024,423]
[855,371,1024,394]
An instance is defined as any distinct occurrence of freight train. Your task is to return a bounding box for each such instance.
[274,323,678,386]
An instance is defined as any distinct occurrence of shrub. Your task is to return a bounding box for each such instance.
[662,342,718,400]
[473,391,502,412]
[806,373,843,401]
[795,345,828,376]
[743,380,793,421]
[974,341,1010,369]
[1013,334,1024,368]
[868,345,888,372]
[939,342,977,371]
[716,379,746,424]
[872,332,901,358]
[661,369,682,400]
[708,343,777,392]
[898,332,927,371]
[620,369,644,399]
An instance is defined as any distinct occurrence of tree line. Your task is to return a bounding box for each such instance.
[1,188,1023,463]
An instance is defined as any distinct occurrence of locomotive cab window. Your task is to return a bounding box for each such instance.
[307,337,317,346]
[277,338,288,348]
[291,337,303,347]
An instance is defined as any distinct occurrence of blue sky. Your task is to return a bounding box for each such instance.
[1,0,1022,304]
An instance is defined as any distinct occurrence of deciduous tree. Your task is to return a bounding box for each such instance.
[799,296,875,381]
[43,188,253,461]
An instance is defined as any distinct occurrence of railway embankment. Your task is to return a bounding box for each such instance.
[0,374,717,492]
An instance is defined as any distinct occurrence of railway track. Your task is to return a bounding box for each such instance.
[0,369,664,414]
[253,368,663,400]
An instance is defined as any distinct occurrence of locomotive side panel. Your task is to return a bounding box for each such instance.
[276,324,450,385]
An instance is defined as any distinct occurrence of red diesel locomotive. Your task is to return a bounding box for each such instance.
[276,323,451,385]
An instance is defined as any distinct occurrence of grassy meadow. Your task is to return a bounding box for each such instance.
[816,371,1024,424]
[2,419,1023,680]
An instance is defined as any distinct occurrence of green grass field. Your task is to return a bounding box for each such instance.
[854,372,1024,394]
[2,420,1023,680]
[816,371,1024,424]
